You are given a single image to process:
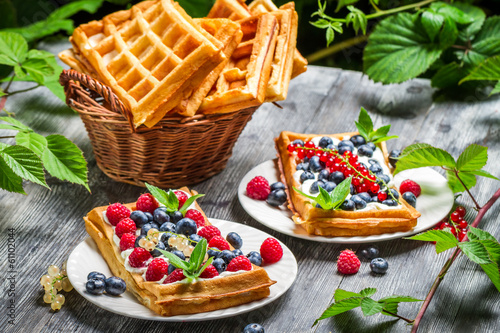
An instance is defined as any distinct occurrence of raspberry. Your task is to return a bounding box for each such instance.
[400,179,421,197]
[136,193,158,214]
[175,191,188,209]
[145,258,169,281]
[337,249,361,275]
[128,247,152,268]
[199,264,219,279]
[227,255,253,272]
[106,203,131,226]
[119,233,136,251]
[198,225,221,241]
[115,218,137,238]
[164,268,185,284]
[208,236,230,251]
[260,237,283,264]
[246,176,271,200]
[185,209,206,227]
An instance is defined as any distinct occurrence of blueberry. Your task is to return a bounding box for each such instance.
[369,164,383,174]
[329,171,344,184]
[212,257,227,273]
[370,258,388,274]
[402,191,417,208]
[338,145,353,155]
[226,232,243,249]
[86,278,105,295]
[141,222,160,236]
[135,235,145,248]
[338,140,355,149]
[247,251,262,266]
[371,196,380,203]
[357,144,374,157]
[300,171,315,183]
[389,149,401,167]
[350,135,366,147]
[323,181,337,192]
[150,241,166,257]
[360,246,380,261]
[382,199,398,206]
[318,136,333,148]
[350,184,355,195]
[326,143,336,150]
[357,192,371,202]
[303,156,310,163]
[219,250,236,264]
[175,218,197,236]
[315,203,323,209]
[170,211,184,223]
[351,195,367,209]
[207,248,220,258]
[368,159,380,165]
[310,180,325,194]
[144,212,153,221]
[309,155,322,172]
[171,250,186,260]
[153,208,170,224]
[233,249,243,257]
[159,232,171,246]
[341,199,355,211]
[87,271,106,282]
[270,182,286,191]
[296,162,309,171]
[292,139,304,146]
[318,169,330,182]
[367,142,376,150]
[159,222,176,233]
[130,210,148,228]
[189,234,202,246]
[267,189,287,207]
[243,323,265,333]
[104,276,126,296]
[377,174,391,185]
[389,189,400,199]
[167,264,176,275]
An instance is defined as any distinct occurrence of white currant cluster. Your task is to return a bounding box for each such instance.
[39,262,73,311]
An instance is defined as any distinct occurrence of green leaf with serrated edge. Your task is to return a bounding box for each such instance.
[470,169,499,181]
[0,145,47,188]
[21,58,54,85]
[158,249,190,271]
[446,170,476,193]
[0,157,25,194]
[363,13,444,84]
[400,143,432,157]
[379,295,422,303]
[406,229,458,253]
[421,10,444,42]
[453,2,485,42]
[370,124,390,140]
[481,240,500,264]
[360,288,377,298]
[0,143,7,151]
[439,17,458,49]
[468,227,496,242]
[461,55,500,84]
[430,2,473,24]
[360,297,384,316]
[335,0,358,13]
[42,134,89,191]
[27,50,54,60]
[15,131,47,157]
[491,82,500,96]
[0,124,22,131]
[145,182,169,207]
[462,17,500,70]
[0,32,28,65]
[167,190,180,212]
[331,176,353,210]
[431,62,467,89]
[456,144,488,172]
[0,116,31,130]
[459,241,491,265]
[334,289,362,302]
[394,146,456,175]
[312,297,362,327]
[179,193,205,215]
[480,262,500,292]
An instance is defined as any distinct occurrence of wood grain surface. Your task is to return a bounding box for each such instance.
[1,40,499,333]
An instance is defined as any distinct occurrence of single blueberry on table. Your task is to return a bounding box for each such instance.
[243,323,265,333]
[246,251,262,266]
[270,182,286,191]
[226,232,243,249]
[85,278,105,295]
[130,210,148,228]
[104,276,126,296]
[360,246,380,261]
[370,258,389,274]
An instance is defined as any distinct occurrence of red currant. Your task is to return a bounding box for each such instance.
[450,228,457,236]
[360,168,369,176]
[450,212,460,222]
[349,155,358,164]
[459,220,468,229]
[371,183,380,194]
[326,158,335,167]
[352,177,361,186]
[358,182,369,193]
[455,206,466,218]
[377,191,387,201]
[287,144,295,153]
[297,148,306,159]
[441,222,451,230]
[344,167,355,177]
[458,230,467,241]
[320,152,328,162]
[305,141,315,148]
[343,151,352,158]
[368,174,376,181]
[307,150,315,158]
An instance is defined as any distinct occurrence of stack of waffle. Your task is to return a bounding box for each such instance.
[59,0,307,128]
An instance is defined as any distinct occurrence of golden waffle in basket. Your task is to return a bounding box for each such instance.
[207,0,252,20]
[84,187,276,316]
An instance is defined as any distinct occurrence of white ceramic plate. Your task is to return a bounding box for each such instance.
[238,159,454,243]
[67,218,297,321]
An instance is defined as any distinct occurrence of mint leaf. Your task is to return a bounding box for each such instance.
[370,125,390,140]
[0,145,47,188]
[461,55,500,84]
[42,135,89,191]
[318,186,334,209]
[360,288,377,298]
[459,241,492,265]
[189,238,207,273]
[312,297,362,326]
[331,176,352,210]
[360,297,384,316]
[406,229,458,253]
[470,169,499,181]
[166,190,180,212]
[179,193,205,215]
[145,182,170,206]
[0,32,28,66]
[456,144,488,172]
[355,107,373,140]
[0,157,25,194]
[421,10,444,42]
[394,145,456,175]
[293,187,325,207]
[334,289,362,302]
[446,170,477,193]
[197,257,214,277]
[158,249,190,271]
[15,131,47,157]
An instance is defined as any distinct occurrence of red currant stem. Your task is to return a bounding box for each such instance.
[453,169,481,210]
[381,310,414,323]
[411,186,500,333]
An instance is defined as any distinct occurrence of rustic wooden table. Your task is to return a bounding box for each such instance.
[1,40,500,333]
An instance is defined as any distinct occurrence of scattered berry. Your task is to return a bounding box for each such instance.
[400,179,421,197]
[260,238,283,264]
[164,268,185,284]
[402,191,417,208]
[247,251,262,266]
[136,193,158,214]
[337,249,361,275]
[174,190,188,209]
[227,255,253,272]
[115,218,137,238]
[226,232,243,249]
[267,189,287,207]
[87,271,106,282]
[270,182,286,191]
[119,233,136,251]
[246,176,271,200]
[185,209,206,227]
[360,246,379,261]
[128,247,152,268]
[105,276,126,296]
[370,258,389,274]
[208,236,230,251]
[106,203,131,226]
[86,278,105,295]
[243,323,265,333]
[199,264,219,279]
[145,258,169,281]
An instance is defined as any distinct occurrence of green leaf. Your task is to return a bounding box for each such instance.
[334,289,362,302]
[461,55,500,84]
[318,185,334,209]
[363,13,444,84]
[479,262,500,292]
[197,256,214,277]
[372,135,399,144]
[189,238,207,274]
[360,297,384,316]
[15,131,47,157]
[293,186,323,206]
[326,26,334,47]
[179,193,205,215]
[453,2,485,42]
[406,229,458,253]
[355,107,373,141]
[431,62,467,89]
[0,89,5,97]
[468,227,497,242]
[370,124,390,140]
[331,176,352,210]
[470,169,499,181]
[310,19,331,30]
[481,240,500,264]
[456,144,488,172]
[335,0,359,13]
[0,116,31,131]
[158,249,190,271]
[429,2,472,24]
[421,10,444,42]
[491,81,500,96]
[145,182,170,207]
[439,17,458,49]
[394,146,456,175]
[0,156,25,194]
[446,170,477,193]
[312,297,362,326]
[42,134,89,191]
[360,288,377,298]
[21,58,54,85]
[459,241,492,265]
[0,32,27,65]
[346,6,367,35]
[166,190,180,212]
[462,17,500,69]
[379,295,422,303]
[0,145,47,188]
[400,143,432,157]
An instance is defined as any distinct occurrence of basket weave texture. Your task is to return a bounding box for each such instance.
[60,69,258,188]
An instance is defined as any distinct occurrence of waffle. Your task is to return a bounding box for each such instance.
[69,0,226,127]
[207,0,252,20]
[275,131,420,237]
[199,13,279,114]
[84,187,276,316]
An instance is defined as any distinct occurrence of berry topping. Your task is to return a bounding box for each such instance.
[145,258,169,281]
[128,247,152,268]
[119,233,136,251]
[260,237,283,264]
[164,268,185,284]
[402,191,417,208]
[136,193,158,214]
[198,225,222,241]
[337,249,361,275]
[153,208,170,224]
[175,218,198,236]
[208,236,230,251]
[227,255,253,272]
[104,276,126,296]
[199,264,219,279]
[246,251,262,266]
[246,176,271,200]
[115,218,137,238]
[219,250,236,264]
[185,209,206,227]
[226,232,243,249]
[370,258,389,274]
[105,203,131,226]
[130,210,149,228]
[400,179,421,197]
[212,258,227,273]
[174,190,188,209]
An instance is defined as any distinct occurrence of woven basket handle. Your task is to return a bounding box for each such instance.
[59,69,135,130]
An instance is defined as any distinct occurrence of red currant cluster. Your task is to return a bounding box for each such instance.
[434,206,468,241]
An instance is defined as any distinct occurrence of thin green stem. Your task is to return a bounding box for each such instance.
[0,136,15,139]
[307,35,368,63]
[365,0,437,19]
[381,309,414,323]
[6,84,41,96]
[454,169,481,210]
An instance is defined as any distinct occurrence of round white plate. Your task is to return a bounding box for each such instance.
[67,218,297,321]
[238,159,454,243]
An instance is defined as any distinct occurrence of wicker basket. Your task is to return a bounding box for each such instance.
[59,69,258,188]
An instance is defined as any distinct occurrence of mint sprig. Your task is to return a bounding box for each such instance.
[145,182,204,214]
[294,177,352,210]
[355,107,398,144]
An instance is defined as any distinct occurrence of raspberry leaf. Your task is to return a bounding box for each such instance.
[0,145,48,188]
[479,262,500,292]
[468,227,497,241]
[394,145,456,175]
[360,297,384,316]
[179,193,205,215]
[0,157,25,194]
[405,229,459,253]
[446,169,477,193]
[0,32,28,66]
[312,297,362,327]
[0,116,31,131]
[360,287,377,298]
[458,241,492,265]
[334,288,362,302]
[15,131,47,157]
[470,170,499,181]
[456,144,488,172]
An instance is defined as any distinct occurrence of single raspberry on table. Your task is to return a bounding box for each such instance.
[198,226,222,241]
[175,191,188,209]
[199,264,219,278]
[115,218,137,238]
[136,193,159,214]
[208,236,230,251]
[227,256,253,272]
[337,249,361,275]
[400,179,421,197]
[185,209,206,227]
[128,247,152,268]
[260,237,283,264]
[106,203,131,226]
[145,258,169,281]
[119,233,136,251]
[246,176,271,200]
[164,268,185,284]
